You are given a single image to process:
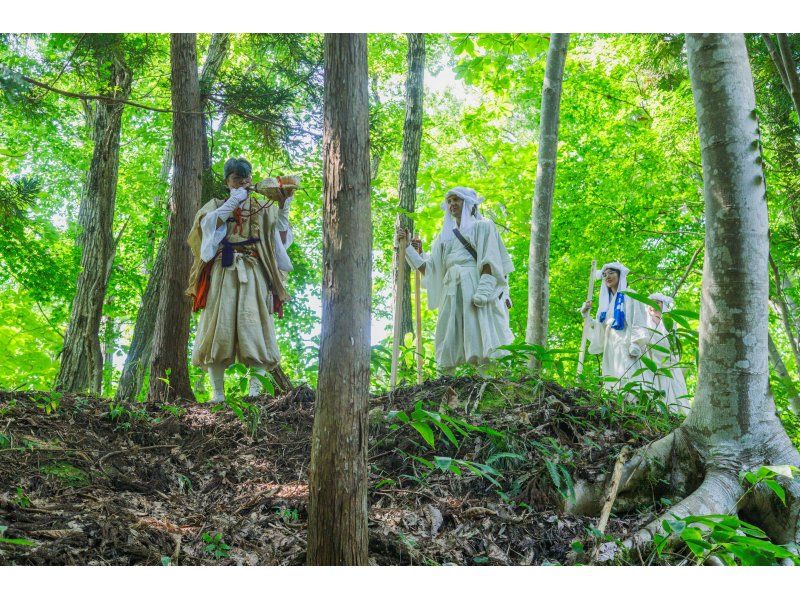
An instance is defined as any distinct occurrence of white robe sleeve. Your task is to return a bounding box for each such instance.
[199,202,227,263]
[273,198,294,272]
[276,196,293,250]
[586,318,605,355]
[421,239,444,310]
[472,220,514,281]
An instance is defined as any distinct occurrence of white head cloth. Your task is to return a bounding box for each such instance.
[595,261,630,318]
[439,186,484,242]
[648,292,675,313]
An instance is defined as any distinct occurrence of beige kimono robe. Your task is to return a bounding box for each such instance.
[186,197,291,370]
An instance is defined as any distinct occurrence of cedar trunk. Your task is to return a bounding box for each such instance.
[525,33,569,370]
[148,34,205,402]
[307,33,372,566]
[396,33,425,340]
[117,34,229,403]
[55,40,131,394]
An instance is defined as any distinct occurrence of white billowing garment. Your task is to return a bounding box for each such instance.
[420,219,514,369]
[585,287,648,391]
[191,195,292,371]
[634,309,691,415]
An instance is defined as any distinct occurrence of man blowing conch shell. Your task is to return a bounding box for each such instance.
[186,157,297,403]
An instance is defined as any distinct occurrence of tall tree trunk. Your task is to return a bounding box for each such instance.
[101,303,116,396]
[768,332,800,415]
[568,35,800,555]
[148,34,204,402]
[307,33,371,566]
[770,255,800,375]
[55,38,131,394]
[115,240,166,402]
[525,33,569,369]
[117,34,229,404]
[396,33,425,340]
[775,34,800,118]
[199,33,230,200]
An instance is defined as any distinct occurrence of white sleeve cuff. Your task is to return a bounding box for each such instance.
[277,196,292,232]
[405,244,425,269]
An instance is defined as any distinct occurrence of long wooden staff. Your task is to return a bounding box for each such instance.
[415,269,424,385]
[576,259,597,378]
[391,215,407,391]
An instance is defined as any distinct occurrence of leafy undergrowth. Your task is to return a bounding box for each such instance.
[0,376,681,565]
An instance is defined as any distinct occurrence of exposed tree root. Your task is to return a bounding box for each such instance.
[567,424,800,564]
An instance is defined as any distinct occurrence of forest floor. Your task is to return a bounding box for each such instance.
[0,375,680,565]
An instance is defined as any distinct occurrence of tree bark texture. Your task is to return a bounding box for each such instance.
[775,34,800,119]
[55,36,131,394]
[115,240,166,402]
[525,33,569,368]
[118,34,229,403]
[307,33,372,566]
[149,34,205,402]
[396,33,425,340]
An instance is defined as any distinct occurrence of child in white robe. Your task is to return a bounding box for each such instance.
[636,293,691,415]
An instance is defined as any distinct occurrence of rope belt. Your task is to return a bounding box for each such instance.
[220,236,260,268]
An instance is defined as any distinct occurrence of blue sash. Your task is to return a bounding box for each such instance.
[598,291,626,330]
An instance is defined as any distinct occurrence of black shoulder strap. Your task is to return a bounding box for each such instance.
[452,228,478,261]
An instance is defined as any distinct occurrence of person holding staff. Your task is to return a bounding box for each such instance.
[579,261,648,391]
[397,187,514,375]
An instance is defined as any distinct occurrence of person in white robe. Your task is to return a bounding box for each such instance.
[398,187,514,374]
[579,262,648,393]
[186,157,295,403]
[633,293,691,415]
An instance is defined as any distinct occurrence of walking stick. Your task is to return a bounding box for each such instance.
[415,269,424,385]
[391,216,407,391]
[576,259,597,378]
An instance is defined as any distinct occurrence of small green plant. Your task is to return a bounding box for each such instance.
[654,514,800,565]
[275,507,299,523]
[156,368,173,389]
[40,462,89,487]
[653,465,800,565]
[221,395,262,437]
[406,452,504,487]
[31,391,60,414]
[0,526,36,547]
[202,532,231,559]
[0,432,10,449]
[386,400,504,450]
[161,404,185,418]
[496,342,574,378]
[177,473,192,493]
[160,555,171,566]
[0,398,16,417]
[107,402,129,422]
[13,487,31,508]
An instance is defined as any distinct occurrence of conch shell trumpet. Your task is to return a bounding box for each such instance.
[247,175,300,201]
